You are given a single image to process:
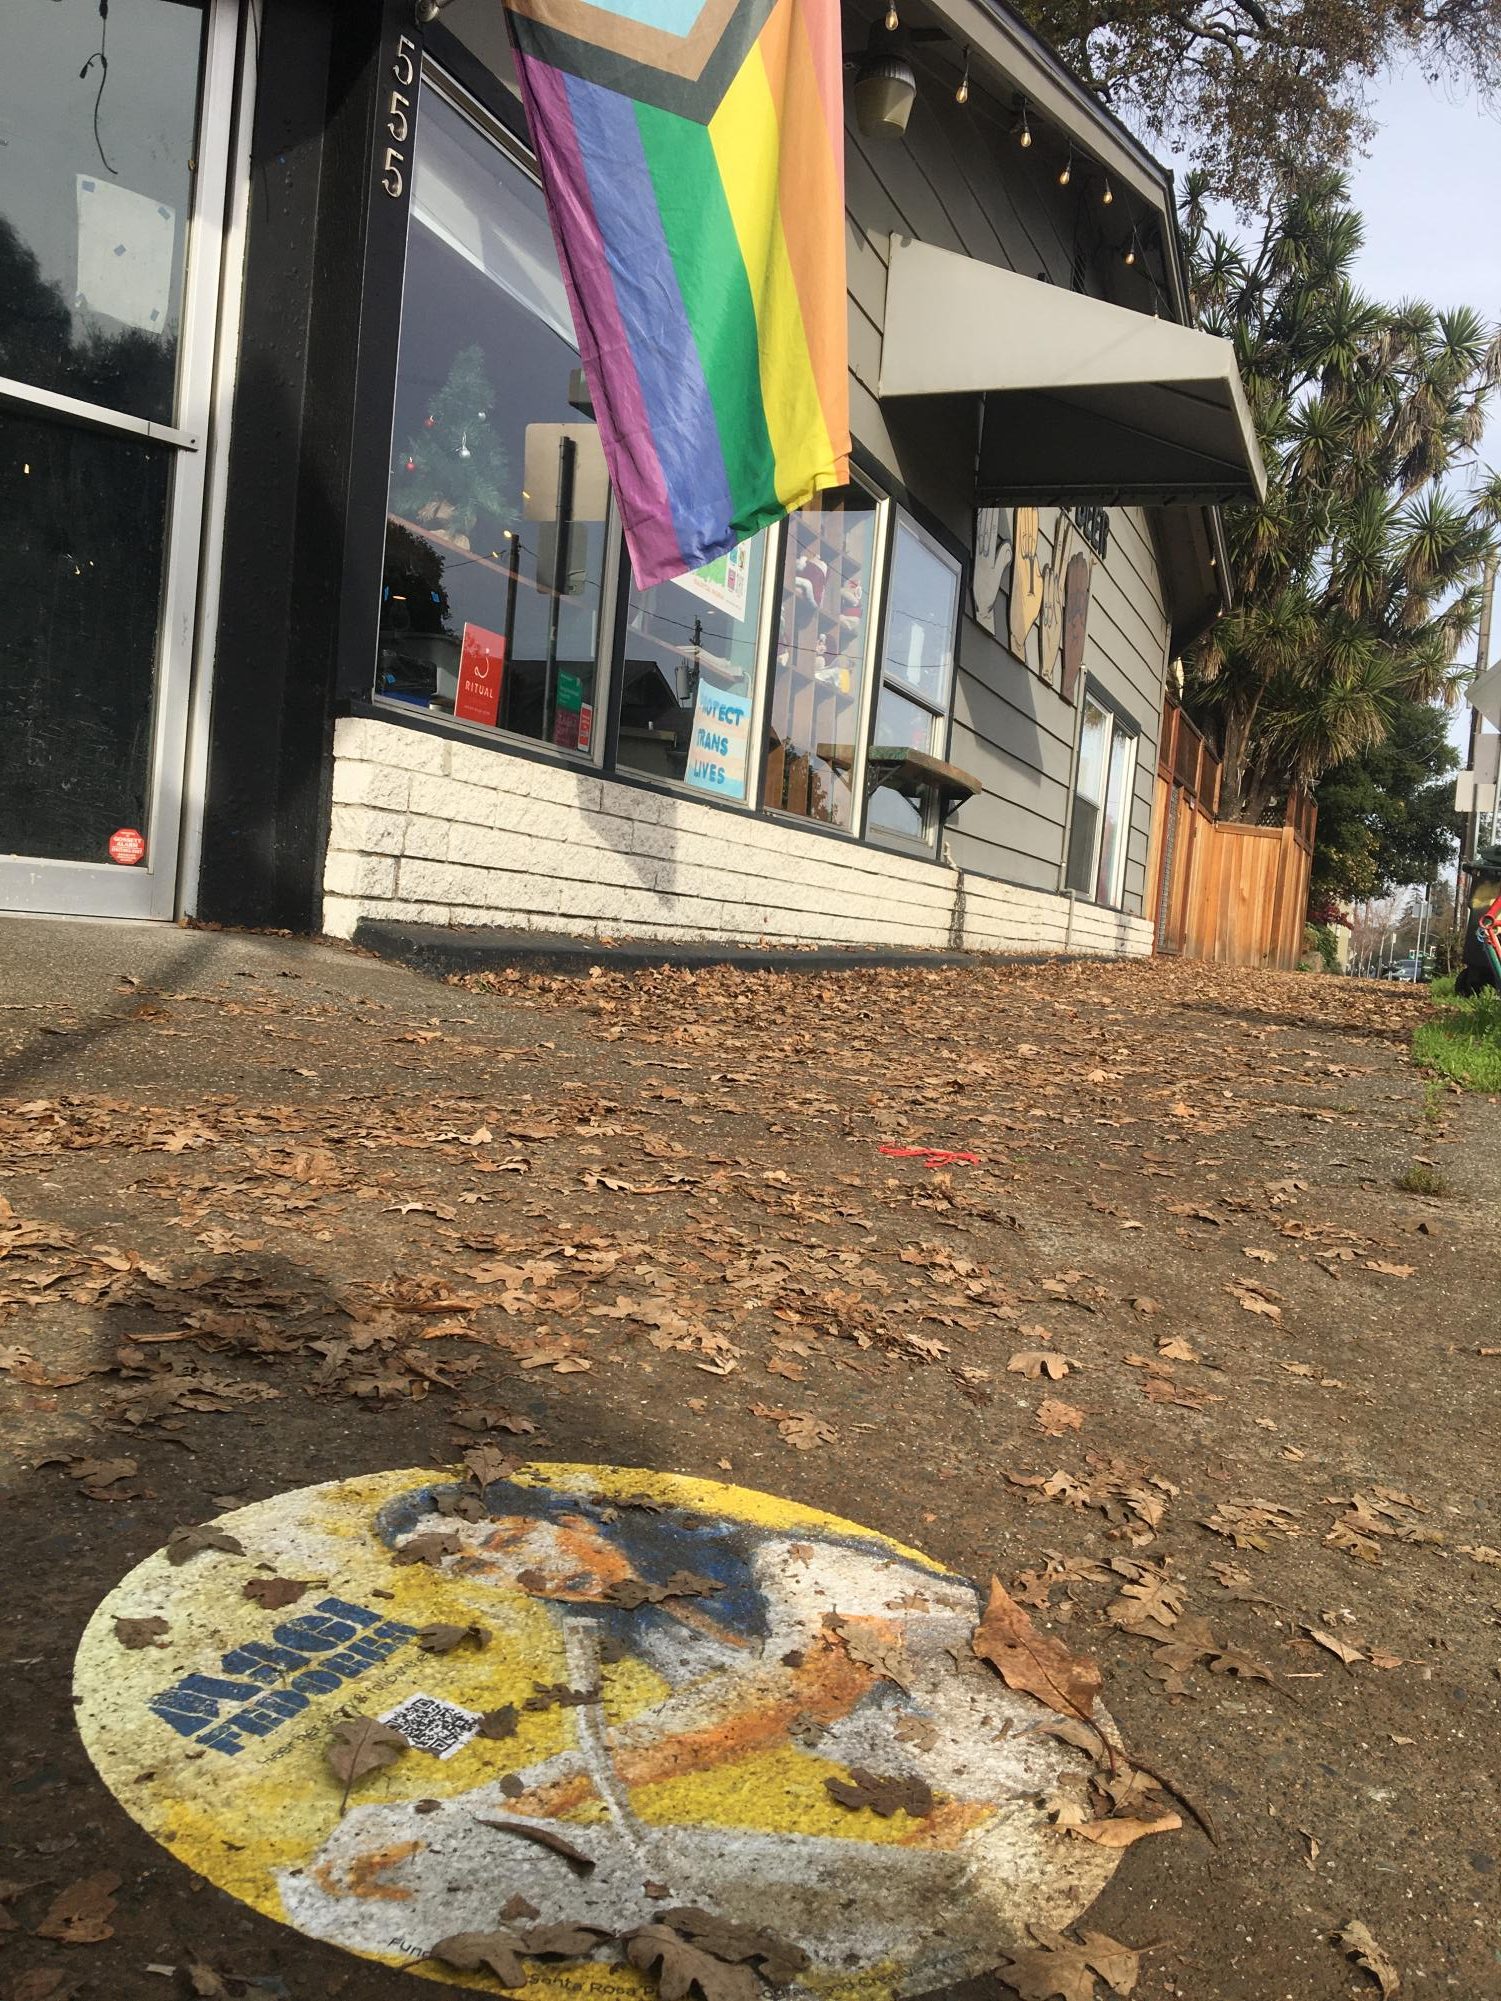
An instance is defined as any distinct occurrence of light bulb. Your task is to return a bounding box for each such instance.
[956,52,970,103]
[884,2,898,27]
[1102,176,1114,205]
[1123,237,1137,265]
[1019,106,1032,146]
[1058,152,1072,186]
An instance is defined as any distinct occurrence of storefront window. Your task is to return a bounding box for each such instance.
[375,83,606,753]
[1066,693,1138,906]
[766,488,880,829]
[866,519,960,847]
[616,534,768,800]
[0,0,204,427]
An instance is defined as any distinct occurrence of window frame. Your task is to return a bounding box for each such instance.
[862,509,963,858]
[369,59,620,772]
[609,520,785,814]
[1065,680,1140,909]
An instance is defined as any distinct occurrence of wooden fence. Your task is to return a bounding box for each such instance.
[1146,702,1316,970]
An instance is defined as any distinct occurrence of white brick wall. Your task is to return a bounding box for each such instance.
[322,717,1154,959]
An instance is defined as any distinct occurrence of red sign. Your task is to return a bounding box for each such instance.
[578,702,594,754]
[453,623,505,727]
[108,827,146,866]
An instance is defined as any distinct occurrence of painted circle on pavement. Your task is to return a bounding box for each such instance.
[75,1465,1121,1996]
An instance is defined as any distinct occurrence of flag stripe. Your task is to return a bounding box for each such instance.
[517,55,683,583]
[765,0,849,462]
[709,31,836,506]
[565,71,735,566]
[634,100,778,530]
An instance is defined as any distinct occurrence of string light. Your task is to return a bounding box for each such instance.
[1101,174,1114,205]
[1057,147,1073,186]
[884,1,898,28]
[1017,102,1032,147]
[1123,228,1139,266]
[955,47,970,104]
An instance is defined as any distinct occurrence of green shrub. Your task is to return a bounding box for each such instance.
[1395,1162,1452,1196]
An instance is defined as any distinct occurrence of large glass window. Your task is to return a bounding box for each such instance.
[616,535,769,800]
[1066,693,1138,906]
[765,488,880,829]
[0,0,204,426]
[375,83,607,753]
[866,519,960,848]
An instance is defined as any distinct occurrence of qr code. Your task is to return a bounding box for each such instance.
[380,1692,482,1760]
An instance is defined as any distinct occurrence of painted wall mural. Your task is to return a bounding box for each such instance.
[74,1464,1124,1997]
[971,507,1095,700]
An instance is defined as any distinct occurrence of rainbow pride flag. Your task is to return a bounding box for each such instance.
[504,0,850,587]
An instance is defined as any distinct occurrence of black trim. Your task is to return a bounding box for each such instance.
[200,0,417,930]
[420,18,532,145]
[1081,673,1141,736]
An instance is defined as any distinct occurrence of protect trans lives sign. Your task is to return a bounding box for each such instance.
[684,683,753,802]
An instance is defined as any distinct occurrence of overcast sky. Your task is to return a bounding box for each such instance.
[1327,68,1500,740]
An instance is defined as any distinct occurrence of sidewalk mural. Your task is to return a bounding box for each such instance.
[75,1465,1122,1995]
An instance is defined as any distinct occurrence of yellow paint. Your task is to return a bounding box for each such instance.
[74,1463,1099,1996]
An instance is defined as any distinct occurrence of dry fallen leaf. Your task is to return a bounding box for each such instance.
[1364,1261,1415,1279]
[1070,1810,1182,1847]
[972,1576,1102,1726]
[426,1924,612,1988]
[474,1817,596,1874]
[33,1873,120,1945]
[1009,1350,1077,1380]
[1307,1628,1364,1666]
[1337,1919,1400,1997]
[165,1524,245,1566]
[392,1530,462,1567]
[113,1614,169,1650]
[417,1621,492,1653]
[824,1768,934,1818]
[326,1715,408,1810]
[625,1923,760,2001]
[1036,1397,1085,1437]
[997,1926,1140,2000]
[242,1577,311,1610]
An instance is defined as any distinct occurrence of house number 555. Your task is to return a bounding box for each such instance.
[381,34,416,197]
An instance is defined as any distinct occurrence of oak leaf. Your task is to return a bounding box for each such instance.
[997,1927,1140,2000]
[165,1524,245,1566]
[1009,1350,1076,1380]
[242,1577,310,1610]
[34,1873,120,1944]
[326,1715,408,1809]
[625,1923,760,2001]
[824,1768,934,1817]
[1036,1397,1085,1436]
[972,1576,1101,1725]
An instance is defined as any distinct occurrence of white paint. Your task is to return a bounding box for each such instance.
[322,717,1153,956]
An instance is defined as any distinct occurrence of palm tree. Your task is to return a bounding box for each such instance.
[1180,170,1501,822]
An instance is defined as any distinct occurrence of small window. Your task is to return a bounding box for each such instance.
[615,534,770,802]
[865,517,960,849]
[374,81,608,756]
[765,486,881,829]
[1066,693,1138,906]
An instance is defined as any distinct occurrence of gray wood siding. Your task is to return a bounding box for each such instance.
[843,76,1171,918]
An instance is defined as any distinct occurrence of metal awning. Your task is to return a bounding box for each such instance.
[879,237,1266,507]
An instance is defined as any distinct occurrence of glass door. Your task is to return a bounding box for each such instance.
[0,0,240,919]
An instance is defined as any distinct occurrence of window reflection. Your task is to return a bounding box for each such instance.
[866,520,959,846]
[0,0,203,425]
[766,489,878,828]
[617,537,767,800]
[376,88,605,753]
